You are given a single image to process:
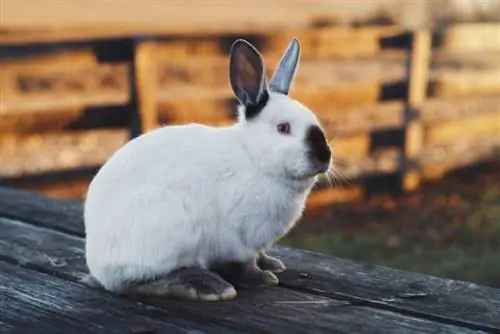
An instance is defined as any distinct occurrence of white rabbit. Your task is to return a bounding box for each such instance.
[83,38,332,301]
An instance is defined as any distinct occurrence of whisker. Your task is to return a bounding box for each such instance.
[332,156,350,168]
[329,167,352,188]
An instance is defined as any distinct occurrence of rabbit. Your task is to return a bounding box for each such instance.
[83,37,332,301]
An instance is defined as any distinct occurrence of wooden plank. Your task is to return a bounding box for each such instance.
[0,64,130,115]
[157,82,386,123]
[0,108,83,133]
[439,23,500,53]
[0,216,484,334]
[155,51,407,87]
[0,129,128,178]
[420,96,500,124]
[1,187,499,331]
[0,48,97,68]
[158,100,405,138]
[1,0,406,46]
[432,69,500,98]
[403,29,431,192]
[334,148,401,180]
[270,246,500,333]
[320,101,405,136]
[424,112,500,146]
[0,262,233,334]
[0,187,84,236]
[264,26,405,59]
[330,134,371,160]
[419,137,500,180]
[432,50,500,70]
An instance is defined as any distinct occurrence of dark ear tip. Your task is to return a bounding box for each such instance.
[230,39,257,54]
[290,38,301,53]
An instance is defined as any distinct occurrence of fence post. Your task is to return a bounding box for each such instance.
[403,29,431,192]
[133,40,159,134]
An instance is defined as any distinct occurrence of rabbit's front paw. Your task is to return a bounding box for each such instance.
[257,252,286,273]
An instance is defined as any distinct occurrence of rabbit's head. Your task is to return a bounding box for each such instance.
[230,38,332,183]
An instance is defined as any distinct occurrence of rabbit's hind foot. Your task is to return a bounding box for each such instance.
[121,267,237,301]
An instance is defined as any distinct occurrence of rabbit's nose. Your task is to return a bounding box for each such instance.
[305,125,331,164]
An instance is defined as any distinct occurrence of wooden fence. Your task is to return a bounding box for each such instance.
[1,23,499,209]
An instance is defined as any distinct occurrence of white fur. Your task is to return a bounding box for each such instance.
[84,53,331,293]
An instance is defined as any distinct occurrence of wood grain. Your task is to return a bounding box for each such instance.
[0,216,484,334]
[0,187,498,333]
[0,261,233,334]
[270,245,500,333]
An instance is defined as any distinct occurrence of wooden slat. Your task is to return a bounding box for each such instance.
[419,137,500,180]
[264,26,405,59]
[0,129,128,178]
[310,148,402,207]
[330,134,371,160]
[0,109,83,133]
[420,96,500,124]
[439,23,500,53]
[271,245,500,333]
[0,216,482,334]
[315,148,401,183]
[128,26,405,62]
[0,188,496,333]
[432,69,500,98]
[320,101,405,136]
[424,112,500,146]
[156,82,389,126]
[0,64,130,115]
[432,50,500,70]
[0,48,97,68]
[0,261,231,334]
[154,54,406,91]
[159,100,406,138]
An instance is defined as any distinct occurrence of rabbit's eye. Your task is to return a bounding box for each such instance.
[277,122,291,134]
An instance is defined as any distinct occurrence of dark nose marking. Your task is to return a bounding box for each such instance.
[306,125,331,164]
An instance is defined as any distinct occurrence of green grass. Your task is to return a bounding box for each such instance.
[279,171,500,288]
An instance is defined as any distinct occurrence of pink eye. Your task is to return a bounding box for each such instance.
[277,122,291,134]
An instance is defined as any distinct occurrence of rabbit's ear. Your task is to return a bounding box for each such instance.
[229,39,268,109]
[269,38,300,95]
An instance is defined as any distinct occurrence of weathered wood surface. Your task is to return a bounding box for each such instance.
[0,186,499,333]
[0,262,232,334]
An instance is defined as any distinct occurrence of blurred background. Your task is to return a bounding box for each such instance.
[1,0,500,287]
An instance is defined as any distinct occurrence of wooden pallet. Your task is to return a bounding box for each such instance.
[2,23,500,207]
